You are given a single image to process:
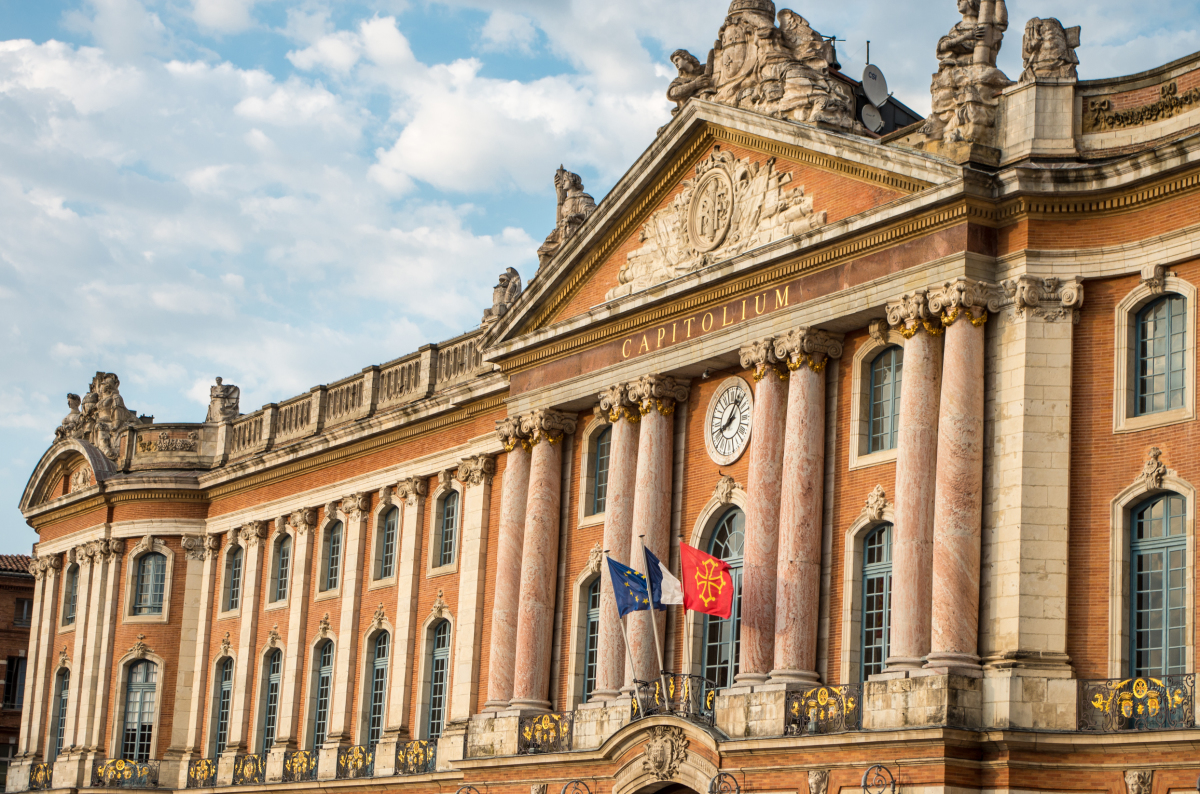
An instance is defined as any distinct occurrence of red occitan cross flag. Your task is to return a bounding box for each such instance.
[680,542,734,619]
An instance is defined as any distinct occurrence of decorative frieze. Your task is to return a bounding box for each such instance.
[627,374,690,417]
[774,328,844,373]
[458,454,497,488]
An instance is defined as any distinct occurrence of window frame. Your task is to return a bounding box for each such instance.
[259,649,283,755]
[267,534,292,606]
[867,346,903,454]
[1114,277,1197,433]
[374,506,400,583]
[1129,494,1188,678]
[120,660,158,763]
[701,507,745,691]
[582,579,601,703]
[424,620,452,740]
[3,656,26,709]
[1134,295,1189,418]
[62,564,79,628]
[436,491,460,570]
[309,640,335,750]
[222,545,244,614]
[319,521,344,594]
[860,523,894,681]
[212,657,234,757]
[14,599,32,628]
[366,633,389,748]
[849,326,907,470]
[577,415,613,527]
[50,668,70,762]
[122,540,175,625]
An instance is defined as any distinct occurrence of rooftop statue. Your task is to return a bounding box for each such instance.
[537,167,598,268]
[1021,18,1081,83]
[55,372,150,460]
[205,377,241,423]
[481,267,524,325]
[667,0,860,133]
[923,0,1013,146]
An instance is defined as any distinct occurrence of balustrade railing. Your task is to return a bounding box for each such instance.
[517,712,574,755]
[631,674,716,726]
[396,740,437,775]
[185,759,217,789]
[282,751,319,783]
[275,396,312,443]
[325,377,365,427]
[435,332,484,389]
[228,414,263,456]
[378,356,423,407]
[231,755,264,787]
[28,763,53,791]
[1078,675,1195,732]
[784,683,863,735]
[335,746,375,780]
[90,760,159,789]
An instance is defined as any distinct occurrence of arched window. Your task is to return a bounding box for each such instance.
[377,508,399,580]
[1130,494,1187,677]
[426,621,451,739]
[312,642,334,750]
[273,537,291,603]
[367,633,389,748]
[1136,295,1187,416]
[122,661,157,762]
[63,565,79,626]
[869,346,903,453]
[213,659,233,756]
[322,522,343,592]
[134,554,167,616]
[51,670,69,762]
[861,523,894,680]
[702,508,745,689]
[592,427,612,514]
[583,579,601,703]
[224,547,243,612]
[260,650,282,754]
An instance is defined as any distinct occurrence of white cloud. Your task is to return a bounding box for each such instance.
[480,11,538,54]
[191,0,260,34]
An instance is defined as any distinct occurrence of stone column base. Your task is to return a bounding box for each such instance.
[372,736,399,777]
[714,686,791,738]
[466,710,521,758]
[435,722,467,771]
[573,700,632,750]
[982,656,1076,730]
[767,669,820,686]
[863,673,982,730]
[316,745,341,782]
[507,697,551,712]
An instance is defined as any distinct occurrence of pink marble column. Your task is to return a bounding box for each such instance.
[594,385,640,701]
[925,281,989,676]
[510,409,576,711]
[771,329,843,682]
[885,291,943,673]
[735,339,788,685]
[625,375,688,687]
[483,418,532,711]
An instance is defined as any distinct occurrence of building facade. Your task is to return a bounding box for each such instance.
[11,2,1200,794]
[0,557,35,791]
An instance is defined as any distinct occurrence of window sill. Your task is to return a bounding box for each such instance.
[578,513,605,530]
[427,562,458,579]
[1114,406,1195,434]
[314,589,341,603]
[57,624,76,635]
[218,607,243,620]
[123,612,169,625]
[368,576,397,592]
[849,447,899,471]
[263,600,288,613]
[12,623,31,629]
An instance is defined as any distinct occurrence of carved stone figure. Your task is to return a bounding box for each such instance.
[923,0,1013,146]
[481,268,524,325]
[668,0,859,132]
[713,474,741,506]
[642,725,689,781]
[1124,770,1152,794]
[1021,18,1080,83]
[55,394,83,441]
[607,150,826,300]
[584,542,604,575]
[55,373,149,460]
[863,485,888,522]
[1141,448,1167,491]
[808,770,830,794]
[206,377,241,423]
[537,168,598,267]
[69,466,93,494]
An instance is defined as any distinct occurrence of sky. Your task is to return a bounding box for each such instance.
[1,0,1198,555]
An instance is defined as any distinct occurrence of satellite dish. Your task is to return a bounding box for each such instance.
[863,64,889,108]
[861,103,885,133]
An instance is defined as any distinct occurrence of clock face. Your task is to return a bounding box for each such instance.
[704,377,754,466]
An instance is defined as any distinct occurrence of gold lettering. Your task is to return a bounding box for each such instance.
[702,313,714,333]
[685,318,696,338]
[722,306,735,327]
[657,327,667,348]
[755,294,767,315]
[622,339,632,359]
[775,286,790,309]
[672,322,678,343]
[639,335,650,354]
[741,299,747,322]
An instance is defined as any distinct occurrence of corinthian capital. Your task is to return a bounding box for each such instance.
[774,328,844,373]
[739,337,785,381]
[458,454,497,488]
[496,416,531,452]
[341,492,372,522]
[886,290,939,337]
[520,409,577,446]
[598,383,640,424]
[287,508,318,535]
[239,521,268,547]
[1000,275,1084,322]
[627,374,690,417]
[397,476,428,506]
[928,278,1001,326]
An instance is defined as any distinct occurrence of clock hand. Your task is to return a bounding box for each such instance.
[721,409,738,433]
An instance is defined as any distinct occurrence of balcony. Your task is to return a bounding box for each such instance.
[90,760,159,789]
[631,674,716,727]
[230,756,263,787]
[784,684,863,736]
[395,741,436,776]
[335,746,375,780]
[28,763,52,792]
[185,760,216,789]
[1077,675,1196,732]
[517,712,573,755]
[281,751,319,783]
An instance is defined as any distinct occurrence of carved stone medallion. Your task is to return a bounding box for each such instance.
[642,725,688,781]
[689,168,734,252]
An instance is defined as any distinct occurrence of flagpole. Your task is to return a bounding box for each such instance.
[640,536,671,702]
[617,612,641,706]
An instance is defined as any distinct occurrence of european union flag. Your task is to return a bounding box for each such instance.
[607,557,651,617]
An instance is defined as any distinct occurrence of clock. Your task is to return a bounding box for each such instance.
[704,377,754,465]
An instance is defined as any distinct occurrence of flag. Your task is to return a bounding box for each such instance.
[607,557,651,617]
[644,547,683,610]
[680,542,734,618]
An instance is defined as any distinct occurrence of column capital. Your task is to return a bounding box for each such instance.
[520,408,577,446]
[886,290,942,338]
[287,507,318,534]
[339,492,372,522]
[774,328,845,373]
[739,337,787,381]
[397,476,428,506]
[496,415,532,451]
[928,278,1003,327]
[238,521,269,547]
[598,383,640,423]
[999,275,1084,322]
[627,374,690,417]
[458,453,497,488]
[181,535,213,562]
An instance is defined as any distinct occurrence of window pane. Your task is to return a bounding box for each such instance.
[380,509,398,580]
[869,347,903,453]
[1131,495,1189,678]
[326,524,343,591]
[1136,295,1187,416]
[702,509,744,689]
[439,493,459,568]
[275,538,291,602]
[427,623,451,739]
[861,524,893,680]
[593,428,611,515]
[583,580,601,702]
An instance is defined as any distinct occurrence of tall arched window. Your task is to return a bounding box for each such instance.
[63,565,79,626]
[260,650,282,754]
[861,523,894,680]
[224,547,244,612]
[122,661,157,762]
[438,493,459,568]
[869,346,903,453]
[367,633,389,748]
[426,621,451,739]
[312,642,334,749]
[377,508,399,580]
[593,427,612,514]
[702,508,745,689]
[1136,295,1187,416]
[213,659,233,756]
[51,670,69,762]
[273,537,291,603]
[322,523,343,592]
[134,554,167,616]
[583,579,601,702]
[1131,494,1187,677]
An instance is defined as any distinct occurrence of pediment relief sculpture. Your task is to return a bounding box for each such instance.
[55,372,152,461]
[607,149,826,300]
[668,1,859,133]
[537,167,597,268]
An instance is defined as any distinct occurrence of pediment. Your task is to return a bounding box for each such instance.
[21,439,116,513]
[485,101,956,354]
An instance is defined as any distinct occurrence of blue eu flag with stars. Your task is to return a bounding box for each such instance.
[607,557,651,617]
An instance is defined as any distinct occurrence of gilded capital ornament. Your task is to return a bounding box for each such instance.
[520,408,577,445]
[886,290,942,338]
[496,416,531,452]
[739,337,786,381]
[458,454,497,488]
[774,328,844,373]
[598,383,640,423]
[928,278,1001,326]
[627,374,690,417]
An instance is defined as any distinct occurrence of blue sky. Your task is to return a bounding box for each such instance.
[1,0,1198,555]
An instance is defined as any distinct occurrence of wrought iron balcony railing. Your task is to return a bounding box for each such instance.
[631,674,717,726]
[90,760,159,789]
[335,746,375,780]
[231,755,264,787]
[185,759,217,789]
[28,763,53,791]
[784,683,863,735]
[1078,675,1195,732]
[282,751,319,783]
[517,712,574,755]
[396,740,437,775]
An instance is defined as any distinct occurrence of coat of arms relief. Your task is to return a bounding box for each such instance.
[606,150,826,300]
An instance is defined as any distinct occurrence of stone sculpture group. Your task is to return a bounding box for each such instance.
[55,372,150,460]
